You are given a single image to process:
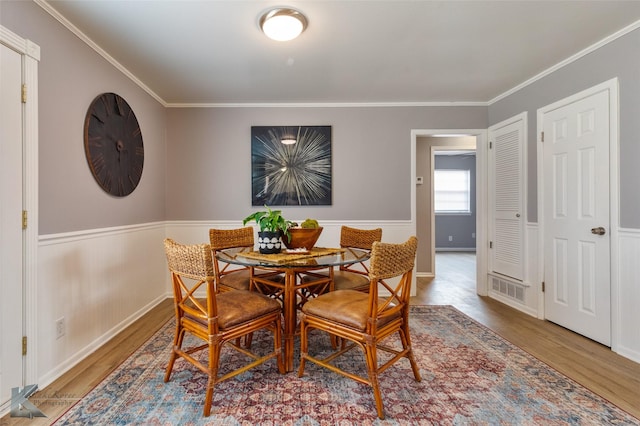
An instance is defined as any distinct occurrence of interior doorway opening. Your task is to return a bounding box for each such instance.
[415,135,476,274]
[411,128,487,297]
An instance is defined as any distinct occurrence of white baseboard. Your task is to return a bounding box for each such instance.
[37,294,169,389]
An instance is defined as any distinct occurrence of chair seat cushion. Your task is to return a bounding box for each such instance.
[216,290,281,329]
[254,269,286,283]
[220,269,251,290]
[221,269,285,291]
[333,270,369,290]
[302,290,396,331]
[300,270,369,293]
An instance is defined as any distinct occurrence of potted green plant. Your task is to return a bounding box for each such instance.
[242,205,293,254]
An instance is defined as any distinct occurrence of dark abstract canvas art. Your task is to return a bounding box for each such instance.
[251,126,332,206]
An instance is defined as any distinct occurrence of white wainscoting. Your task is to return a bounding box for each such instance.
[37,222,168,388]
[33,219,640,392]
[35,219,415,389]
[615,228,640,362]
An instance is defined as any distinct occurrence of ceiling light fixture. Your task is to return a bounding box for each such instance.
[260,8,308,41]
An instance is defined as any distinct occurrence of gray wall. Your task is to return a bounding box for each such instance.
[489,27,640,227]
[2,2,487,234]
[1,1,167,234]
[434,154,476,250]
[165,107,487,222]
[6,0,640,232]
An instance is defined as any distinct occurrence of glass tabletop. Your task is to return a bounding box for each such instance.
[217,247,370,269]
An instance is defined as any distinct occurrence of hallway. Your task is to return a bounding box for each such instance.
[412,251,478,309]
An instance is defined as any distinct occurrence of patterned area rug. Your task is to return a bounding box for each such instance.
[53,306,639,425]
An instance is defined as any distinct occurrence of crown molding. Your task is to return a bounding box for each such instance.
[165,101,489,108]
[35,0,168,107]
[489,19,640,105]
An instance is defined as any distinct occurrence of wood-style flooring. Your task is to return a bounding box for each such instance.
[2,252,639,424]
[413,252,640,420]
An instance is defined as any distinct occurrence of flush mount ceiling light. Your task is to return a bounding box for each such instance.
[260,8,308,41]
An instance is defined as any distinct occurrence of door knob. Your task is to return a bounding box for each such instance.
[591,227,606,235]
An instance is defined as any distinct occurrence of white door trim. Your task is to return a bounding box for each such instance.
[0,25,40,387]
[411,129,488,296]
[536,78,619,349]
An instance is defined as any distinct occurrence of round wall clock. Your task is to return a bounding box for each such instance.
[84,92,144,197]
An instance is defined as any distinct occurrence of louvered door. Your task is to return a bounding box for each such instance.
[488,114,525,281]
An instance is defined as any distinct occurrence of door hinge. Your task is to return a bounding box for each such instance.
[22,336,27,356]
[22,210,28,229]
[489,241,493,249]
[22,84,27,103]
[540,131,544,142]
[542,281,545,292]
[489,141,493,149]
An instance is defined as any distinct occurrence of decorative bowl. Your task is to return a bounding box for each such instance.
[283,227,323,250]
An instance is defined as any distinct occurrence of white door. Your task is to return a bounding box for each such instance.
[542,88,611,346]
[0,43,25,408]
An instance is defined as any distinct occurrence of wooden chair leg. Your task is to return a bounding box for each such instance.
[297,317,308,377]
[164,352,177,383]
[330,334,338,349]
[273,319,285,374]
[244,332,253,348]
[329,334,348,350]
[364,341,385,420]
[400,326,422,381]
[203,376,215,417]
[203,343,221,417]
[164,327,185,382]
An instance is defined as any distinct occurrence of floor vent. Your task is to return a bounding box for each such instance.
[490,275,525,302]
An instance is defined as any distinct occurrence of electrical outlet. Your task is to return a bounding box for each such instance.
[472,232,476,239]
[448,236,453,241]
[56,317,65,339]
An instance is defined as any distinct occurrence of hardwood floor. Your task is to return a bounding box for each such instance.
[2,252,639,424]
[412,252,640,420]
[1,300,175,426]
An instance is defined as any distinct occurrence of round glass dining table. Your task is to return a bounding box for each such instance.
[216,247,370,372]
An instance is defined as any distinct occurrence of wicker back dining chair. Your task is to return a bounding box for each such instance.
[209,227,284,295]
[163,238,284,417]
[335,226,383,291]
[302,226,382,293]
[298,236,420,420]
[209,227,255,292]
